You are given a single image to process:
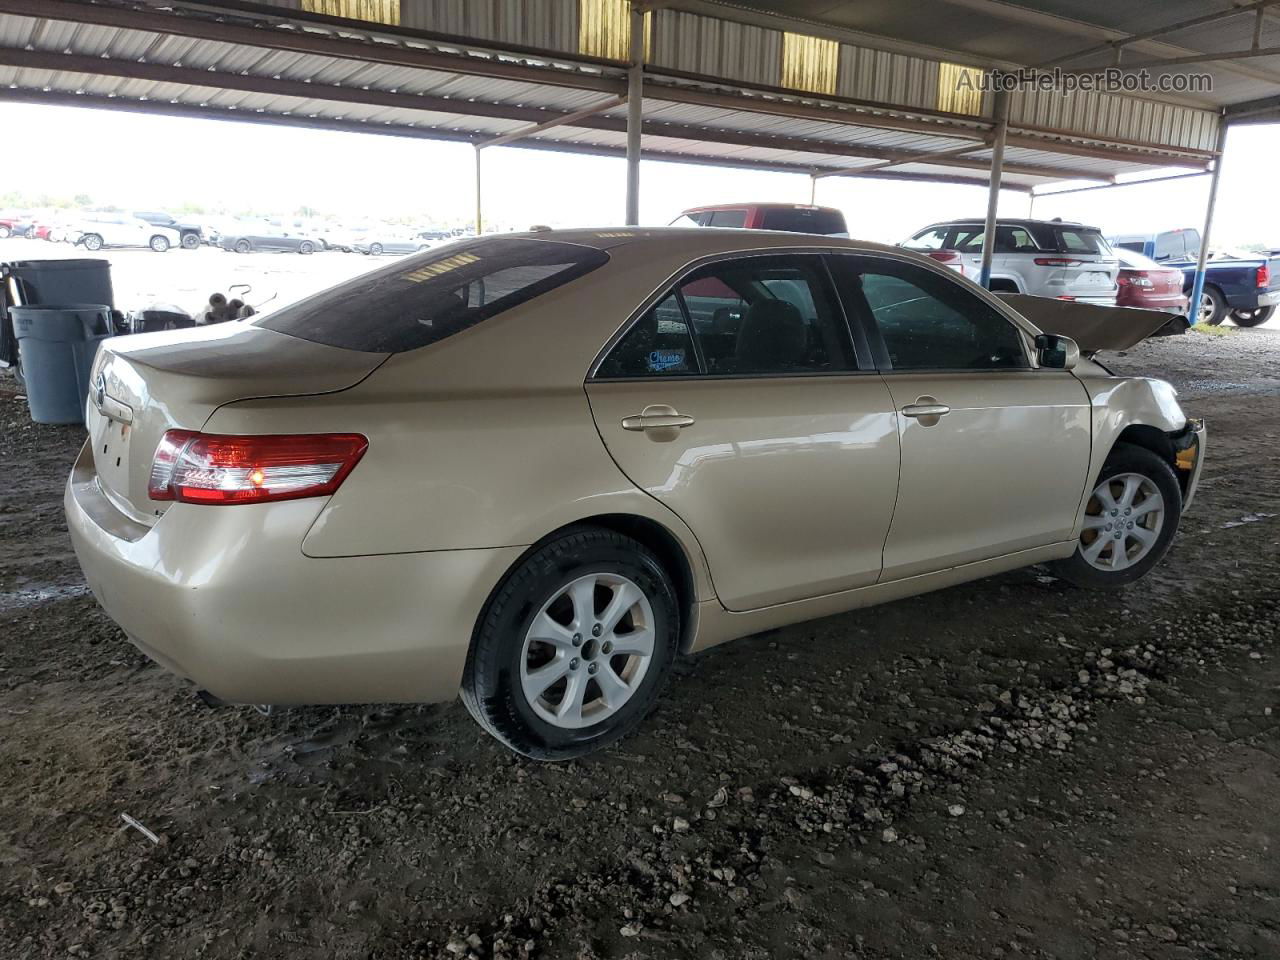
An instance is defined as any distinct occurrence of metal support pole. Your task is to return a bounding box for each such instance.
[979,92,1009,290]
[1189,123,1229,325]
[624,2,643,225]
[474,144,482,236]
[1027,190,1036,219]
[809,174,817,205]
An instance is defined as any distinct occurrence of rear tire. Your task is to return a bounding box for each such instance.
[181,233,199,250]
[298,240,315,255]
[1230,306,1274,327]
[149,235,170,253]
[1049,443,1181,590]
[0,225,10,239]
[1197,285,1227,325]
[461,528,680,760]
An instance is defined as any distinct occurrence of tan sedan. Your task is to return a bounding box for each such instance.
[66,230,1205,759]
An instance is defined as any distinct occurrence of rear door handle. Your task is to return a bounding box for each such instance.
[621,404,695,440]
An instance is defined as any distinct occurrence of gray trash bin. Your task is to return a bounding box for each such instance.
[11,304,113,425]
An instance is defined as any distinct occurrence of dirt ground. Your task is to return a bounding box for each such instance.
[1,327,1277,960]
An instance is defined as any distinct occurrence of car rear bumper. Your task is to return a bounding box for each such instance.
[65,441,520,706]
[1226,290,1279,309]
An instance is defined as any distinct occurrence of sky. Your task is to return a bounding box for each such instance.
[1,102,1276,249]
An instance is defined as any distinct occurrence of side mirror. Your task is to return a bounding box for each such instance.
[1035,333,1079,371]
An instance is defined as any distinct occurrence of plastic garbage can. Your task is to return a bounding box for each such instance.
[1,259,114,369]
[11,304,113,425]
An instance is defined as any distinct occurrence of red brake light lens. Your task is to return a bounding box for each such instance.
[1034,257,1084,267]
[148,431,368,505]
[926,250,961,263]
[1257,264,1270,288]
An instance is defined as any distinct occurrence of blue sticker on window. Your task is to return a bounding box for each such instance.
[648,349,686,372]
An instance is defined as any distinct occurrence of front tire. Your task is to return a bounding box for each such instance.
[1230,306,1274,327]
[298,240,315,255]
[462,528,680,760]
[234,239,252,254]
[82,233,103,251]
[369,242,384,256]
[1050,443,1182,589]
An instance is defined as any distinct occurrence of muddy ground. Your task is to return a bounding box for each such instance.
[1,328,1277,960]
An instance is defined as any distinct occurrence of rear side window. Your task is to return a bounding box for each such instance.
[596,254,856,379]
[706,209,748,228]
[256,237,608,353]
[758,207,847,235]
[905,227,949,250]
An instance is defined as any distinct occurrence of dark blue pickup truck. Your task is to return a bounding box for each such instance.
[1110,230,1280,326]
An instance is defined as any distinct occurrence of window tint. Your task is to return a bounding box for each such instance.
[706,209,748,228]
[952,227,985,251]
[676,255,854,376]
[758,207,847,235]
[996,226,1039,253]
[595,255,857,379]
[1115,240,1146,255]
[906,227,949,250]
[851,259,1027,371]
[1054,228,1110,255]
[257,237,608,353]
[595,294,699,378]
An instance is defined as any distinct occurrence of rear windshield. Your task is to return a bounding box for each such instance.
[758,207,847,235]
[257,237,609,353]
[1053,227,1111,256]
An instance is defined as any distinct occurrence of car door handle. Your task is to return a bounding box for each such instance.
[901,403,950,419]
[621,404,695,437]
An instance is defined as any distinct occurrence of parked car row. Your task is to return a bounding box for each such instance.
[0,209,466,257]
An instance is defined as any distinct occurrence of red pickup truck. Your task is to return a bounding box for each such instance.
[672,203,848,236]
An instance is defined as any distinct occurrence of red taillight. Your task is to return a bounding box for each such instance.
[148,431,368,505]
[1257,264,1270,288]
[926,250,961,263]
[1118,271,1153,288]
[1034,257,1084,267]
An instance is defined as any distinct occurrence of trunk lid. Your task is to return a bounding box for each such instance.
[87,322,386,523]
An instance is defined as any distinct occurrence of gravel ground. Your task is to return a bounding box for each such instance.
[0,327,1277,960]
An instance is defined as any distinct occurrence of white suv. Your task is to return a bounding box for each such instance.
[75,214,181,253]
[903,218,1119,305]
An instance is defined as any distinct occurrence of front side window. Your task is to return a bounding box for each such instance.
[257,237,608,353]
[848,258,1027,371]
[595,255,857,379]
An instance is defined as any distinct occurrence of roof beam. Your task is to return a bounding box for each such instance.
[813,143,989,179]
[0,49,1110,181]
[0,86,1029,190]
[475,97,628,149]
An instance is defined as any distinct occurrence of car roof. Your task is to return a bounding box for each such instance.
[916,218,1098,231]
[493,226,898,257]
[680,203,843,214]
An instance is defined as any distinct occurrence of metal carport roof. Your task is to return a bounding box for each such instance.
[0,0,1236,193]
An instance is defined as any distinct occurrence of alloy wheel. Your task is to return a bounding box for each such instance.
[1078,472,1166,572]
[520,573,655,730]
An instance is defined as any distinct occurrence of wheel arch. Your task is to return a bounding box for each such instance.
[477,514,701,657]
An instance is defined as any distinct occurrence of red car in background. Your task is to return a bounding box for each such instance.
[673,203,849,236]
[1114,246,1189,316]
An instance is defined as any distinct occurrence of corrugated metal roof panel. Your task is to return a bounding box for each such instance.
[650,10,781,88]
